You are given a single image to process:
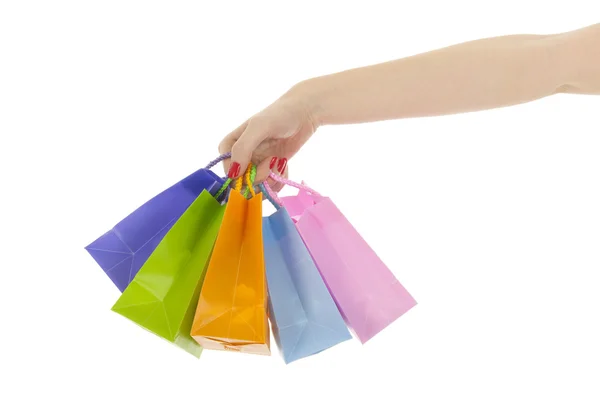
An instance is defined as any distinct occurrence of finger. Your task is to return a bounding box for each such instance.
[254,151,282,183]
[267,165,289,193]
[254,158,272,184]
[230,118,271,178]
[250,139,288,183]
[218,121,248,176]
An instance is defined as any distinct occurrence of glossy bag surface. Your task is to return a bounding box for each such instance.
[86,168,224,291]
[191,190,270,355]
[263,207,351,363]
[111,189,226,357]
[281,188,417,344]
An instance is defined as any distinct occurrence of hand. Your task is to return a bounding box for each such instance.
[218,84,319,190]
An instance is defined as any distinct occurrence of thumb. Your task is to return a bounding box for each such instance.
[229,119,269,178]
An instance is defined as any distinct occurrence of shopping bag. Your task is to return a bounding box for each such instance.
[85,154,229,292]
[110,156,231,357]
[191,166,270,355]
[260,183,351,364]
[269,173,417,344]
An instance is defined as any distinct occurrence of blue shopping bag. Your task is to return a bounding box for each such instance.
[260,183,351,363]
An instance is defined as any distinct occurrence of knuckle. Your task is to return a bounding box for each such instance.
[231,141,248,156]
[248,114,273,132]
[218,139,230,154]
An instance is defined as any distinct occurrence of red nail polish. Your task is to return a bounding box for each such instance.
[277,158,287,174]
[269,157,278,169]
[228,162,241,178]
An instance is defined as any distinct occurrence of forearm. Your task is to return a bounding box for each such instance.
[295,24,599,126]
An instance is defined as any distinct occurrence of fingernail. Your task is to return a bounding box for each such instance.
[277,158,287,174]
[227,162,241,178]
[269,157,278,170]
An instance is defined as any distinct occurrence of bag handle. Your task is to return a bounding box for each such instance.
[204,152,233,201]
[235,163,257,198]
[209,153,258,200]
[268,172,322,197]
[204,152,231,170]
[262,172,321,207]
[259,182,281,210]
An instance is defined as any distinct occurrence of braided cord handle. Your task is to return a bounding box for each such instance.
[260,182,281,209]
[232,163,257,198]
[268,172,321,196]
[205,152,231,169]
[262,172,321,207]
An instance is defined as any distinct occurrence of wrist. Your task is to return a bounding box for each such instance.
[550,25,599,94]
[286,77,331,128]
[537,33,572,93]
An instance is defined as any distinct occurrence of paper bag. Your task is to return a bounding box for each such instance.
[86,166,224,292]
[261,190,351,363]
[274,176,417,343]
[191,188,270,355]
[111,188,226,357]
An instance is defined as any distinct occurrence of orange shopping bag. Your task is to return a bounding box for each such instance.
[191,165,270,355]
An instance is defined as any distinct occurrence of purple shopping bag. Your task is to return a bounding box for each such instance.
[267,174,417,343]
[85,154,230,292]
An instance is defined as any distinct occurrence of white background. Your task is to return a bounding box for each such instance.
[1,2,599,399]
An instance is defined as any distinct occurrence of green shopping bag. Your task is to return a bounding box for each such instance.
[111,179,229,357]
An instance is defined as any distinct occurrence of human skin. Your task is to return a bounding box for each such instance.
[218,23,600,186]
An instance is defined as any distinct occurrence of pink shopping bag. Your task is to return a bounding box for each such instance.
[264,174,417,343]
